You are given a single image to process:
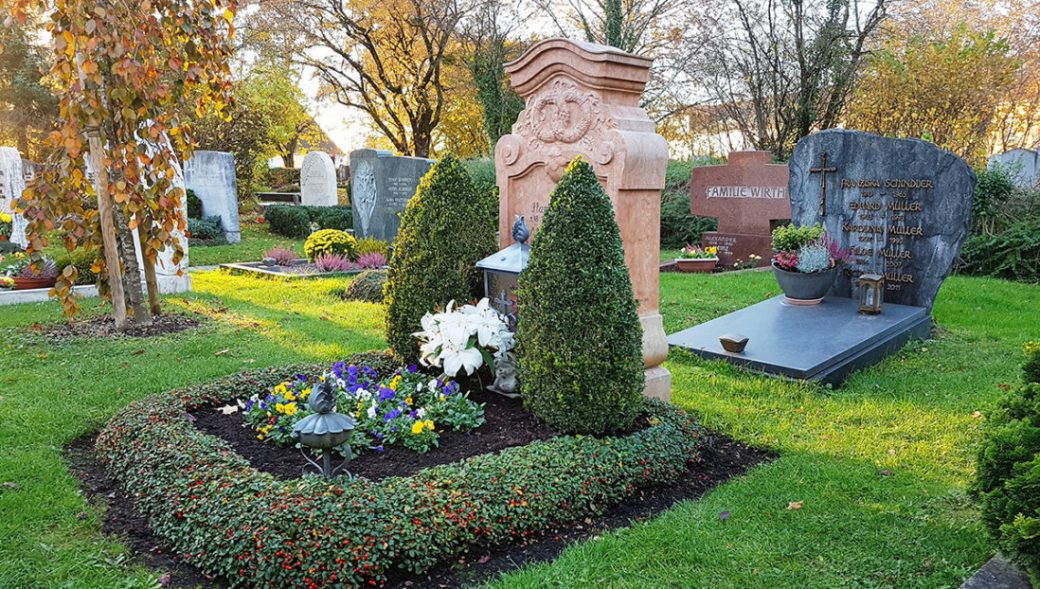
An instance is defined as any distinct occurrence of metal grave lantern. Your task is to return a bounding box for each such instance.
[476,215,530,330]
[858,273,884,314]
[291,377,356,478]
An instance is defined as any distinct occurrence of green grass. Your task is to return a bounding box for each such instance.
[188,219,305,266]
[0,270,1036,588]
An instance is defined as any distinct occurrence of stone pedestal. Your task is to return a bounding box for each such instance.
[496,38,670,401]
[690,151,790,268]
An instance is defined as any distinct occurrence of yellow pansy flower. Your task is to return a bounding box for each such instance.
[405,396,413,406]
[411,421,425,435]
[275,403,286,414]
[424,420,435,431]
[284,402,298,416]
[389,375,402,391]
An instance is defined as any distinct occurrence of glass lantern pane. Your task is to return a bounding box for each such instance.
[487,271,519,326]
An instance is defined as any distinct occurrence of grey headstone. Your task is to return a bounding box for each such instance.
[959,555,1034,589]
[349,149,434,242]
[0,147,28,247]
[988,148,1039,190]
[789,129,975,310]
[185,150,240,243]
[299,151,337,206]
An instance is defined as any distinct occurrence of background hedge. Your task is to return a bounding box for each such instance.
[95,359,704,589]
[974,343,1040,585]
[265,205,354,238]
[517,158,645,435]
[384,155,497,362]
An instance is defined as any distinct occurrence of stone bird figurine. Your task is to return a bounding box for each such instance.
[511,215,530,244]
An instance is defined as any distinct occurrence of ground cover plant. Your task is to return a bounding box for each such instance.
[1,270,1039,588]
[95,360,703,588]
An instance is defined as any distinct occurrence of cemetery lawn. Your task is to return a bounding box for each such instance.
[0,271,1036,588]
[186,219,305,266]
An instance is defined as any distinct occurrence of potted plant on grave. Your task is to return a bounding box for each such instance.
[2,252,59,290]
[770,223,851,305]
[675,244,719,273]
[0,212,12,242]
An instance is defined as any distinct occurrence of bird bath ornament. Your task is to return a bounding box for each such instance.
[291,377,356,479]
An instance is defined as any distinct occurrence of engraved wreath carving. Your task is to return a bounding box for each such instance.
[512,78,619,157]
[353,160,377,237]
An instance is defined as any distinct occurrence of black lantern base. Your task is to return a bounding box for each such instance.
[667,295,930,386]
[299,447,354,479]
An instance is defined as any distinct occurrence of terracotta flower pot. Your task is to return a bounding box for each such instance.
[13,276,56,291]
[772,262,838,305]
[675,257,718,273]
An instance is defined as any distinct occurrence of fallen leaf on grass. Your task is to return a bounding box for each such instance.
[215,349,230,357]
[218,405,239,415]
[880,469,893,477]
[132,349,145,356]
[2,481,18,490]
[719,511,731,521]
[787,500,804,510]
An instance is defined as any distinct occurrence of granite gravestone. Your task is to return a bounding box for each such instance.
[789,129,975,310]
[300,151,337,206]
[0,147,28,247]
[988,147,1039,189]
[185,151,240,243]
[690,151,789,267]
[349,149,433,242]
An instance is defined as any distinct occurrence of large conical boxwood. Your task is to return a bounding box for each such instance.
[384,155,497,362]
[517,158,644,435]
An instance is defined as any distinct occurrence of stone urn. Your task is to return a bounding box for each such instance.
[675,257,718,273]
[772,263,838,305]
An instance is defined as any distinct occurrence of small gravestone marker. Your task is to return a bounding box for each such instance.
[690,151,789,267]
[185,151,240,243]
[300,151,338,206]
[988,147,1039,190]
[0,147,28,247]
[789,129,975,310]
[349,149,433,242]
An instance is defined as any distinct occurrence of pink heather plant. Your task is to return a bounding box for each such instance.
[18,259,58,280]
[315,253,360,273]
[356,252,386,269]
[263,247,297,265]
[772,250,799,271]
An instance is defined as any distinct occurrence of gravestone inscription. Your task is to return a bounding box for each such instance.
[789,129,975,309]
[349,149,433,242]
[300,151,338,206]
[185,151,240,243]
[690,151,789,267]
[0,147,28,247]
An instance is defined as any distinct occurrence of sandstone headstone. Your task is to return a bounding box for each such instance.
[300,151,337,206]
[690,151,789,267]
[495,38,670,400]
[988,147,1039,189]
[0,147,28,247]
[349,149,433,242]
[789,129,974,310]
[185,150,240,243]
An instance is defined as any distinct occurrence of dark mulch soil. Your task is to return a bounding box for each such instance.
[35,313,201,342]
[65,399,775,589]
[191,388,567,481]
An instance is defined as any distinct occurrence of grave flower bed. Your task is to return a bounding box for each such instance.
[96,355,705,588]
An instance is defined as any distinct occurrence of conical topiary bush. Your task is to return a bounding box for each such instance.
[517,157,644,435]
[384,154,498,363]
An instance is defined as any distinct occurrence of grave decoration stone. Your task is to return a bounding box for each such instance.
[690,151,789,267]
[667,129,974,386]
[185,150,240,243]
[300,151,338,206]
[789,128,975,310]
[349,149,434,242]
[495,38,671,401]
[0,147,28,247]
[988,147,1039,189]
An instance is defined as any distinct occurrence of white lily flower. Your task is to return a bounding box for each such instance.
[441,346,483,376]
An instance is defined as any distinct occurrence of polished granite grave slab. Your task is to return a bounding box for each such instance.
[667,295,931,385]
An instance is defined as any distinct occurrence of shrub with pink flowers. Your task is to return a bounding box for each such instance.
[95,355,705,589]
[356,252,386,269]
[314,253,359,273]
[262,246,297,265]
